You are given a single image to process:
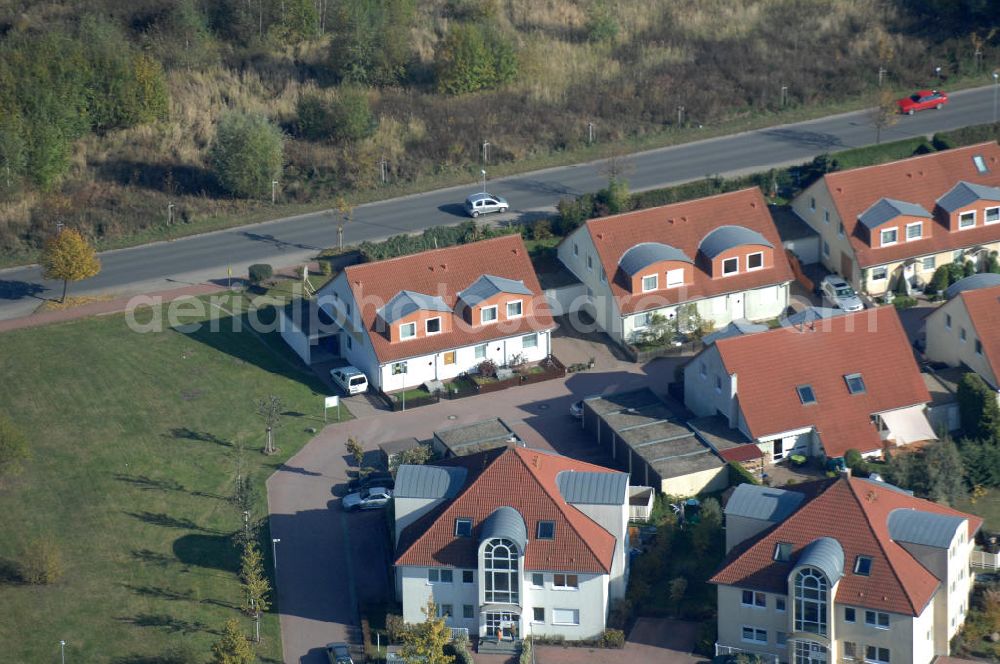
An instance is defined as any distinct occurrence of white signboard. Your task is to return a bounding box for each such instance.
[324,395,339,409]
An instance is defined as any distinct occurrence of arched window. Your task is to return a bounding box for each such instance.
[484,538,519,604]
[794,568,828,636]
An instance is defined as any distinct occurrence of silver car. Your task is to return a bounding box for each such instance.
[819,275,864,312]
[464,192,509,218]
[342,486,392,512]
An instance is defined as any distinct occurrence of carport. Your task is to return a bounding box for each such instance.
[581,389,728,496]
[432,418,522,457]
[278,299,341,365]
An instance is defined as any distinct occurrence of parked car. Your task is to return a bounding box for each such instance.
[342,486,393,512]
[326,642,354,664]
[464,192,509,218]
[819,275,864,313]
[896,89,948,115]
[347,471,395,493]
[330,366,368,395]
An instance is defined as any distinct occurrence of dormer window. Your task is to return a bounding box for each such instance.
[774,542,793,562]
[960,210,976,229]
[905,222,922,241]
[880,228,898,246]
[506,300,523,318]
[797,385,817,405]
[844,373,866,395]
[481,305,498,324]
[666,268,684,288]
[641,274,658,292]
[854,555,872,576]
[746,252,764,271]
[425,317,441,335]
[455,518,472,537]
[722,257,739,276]
[536,521,555,540]
[400,322,416,340]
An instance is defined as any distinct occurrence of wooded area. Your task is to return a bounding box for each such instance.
[0,0,997,258]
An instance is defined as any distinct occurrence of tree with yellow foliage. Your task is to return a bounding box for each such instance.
[400,599,454,664]
[40,228,101,303]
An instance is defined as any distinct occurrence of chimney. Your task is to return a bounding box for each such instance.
[440,263,447,271]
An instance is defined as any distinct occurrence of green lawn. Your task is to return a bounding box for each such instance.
[956,488,1000,531]
[0,294,350,663]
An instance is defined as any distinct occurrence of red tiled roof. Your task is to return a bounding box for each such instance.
[960,283,1000,384]
[720,445,765,463]
[713,307,930,458]
[344,235,555,364]
[822,142,1000,268]
[584,188,794,315]
[711,476,982,616]
[395,447,619,573]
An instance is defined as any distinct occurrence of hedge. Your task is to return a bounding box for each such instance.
[248,263,273,284]
[728,460,760,486]
[932,122,1000,151]
[354,222,517,263]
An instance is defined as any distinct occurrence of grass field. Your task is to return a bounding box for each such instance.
[0,294,349,663]
[957,489,1000,532]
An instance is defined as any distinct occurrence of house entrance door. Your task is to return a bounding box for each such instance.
[484,611,517,640]
[794,640,828,664]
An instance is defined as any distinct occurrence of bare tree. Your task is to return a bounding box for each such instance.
[334,196,353,251]
[598,147,635,186]
[870,88,898,145]
[254,395,282,455]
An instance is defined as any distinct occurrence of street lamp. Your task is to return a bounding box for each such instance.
[59,640,66,664]
[993,72,999,124]
[587,121,595,145]
[935,66,942,82]
[271,180,278,205]
[272,538,280,570]
[480,169,487,194]
[482,141,490,165]
[167,202,175,225]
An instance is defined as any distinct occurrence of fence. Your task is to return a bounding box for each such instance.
[714,644,779,663]
[623,339,701,364]
[972,549,1000,571]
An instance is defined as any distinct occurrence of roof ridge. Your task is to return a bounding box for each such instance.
[345,234,520,274]
[585,187,764,228]
[513,449,613,573]
[826,142,997,180]
[843,478,923,615]
[960,286,1000,379]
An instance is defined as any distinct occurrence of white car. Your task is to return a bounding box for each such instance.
[342,486,392,512]
[330,366,368,395]
[819,275,864,313]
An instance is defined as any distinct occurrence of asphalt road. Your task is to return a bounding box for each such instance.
[2,84,999,320]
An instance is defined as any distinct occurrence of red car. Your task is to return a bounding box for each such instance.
[897,89,948,115]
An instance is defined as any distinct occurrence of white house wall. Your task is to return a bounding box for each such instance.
[661,465,729,498]
[377,330,552,392]
[556,229,619,337]
[926,297,1000,389]
[278,309,312,365]
[684,345,736,423]
[569,501,629,602]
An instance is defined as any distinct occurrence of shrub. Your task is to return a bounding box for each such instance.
[844,448,870,476]
[600,628,625,648]
[728,460,760,486]
[297,89,375,143]
[319,260,333,277]
[451,633,474,664]
[586,3,619,43]
[518,638,532,664]
[248,263,273,285]
[328,0,414,86]
[893,296,917,309]
[529,218,553,240]
[606,598,632,630]
[477,359,497,377]
[210,111,284,198]
[435,22,518,94]
[20,536,63,584]
[693,621,717,656]
[385,613,407,643]
[958,373,1000,441]
[926,265,951,294]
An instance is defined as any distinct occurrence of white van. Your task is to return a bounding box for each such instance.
[330,366,369,395]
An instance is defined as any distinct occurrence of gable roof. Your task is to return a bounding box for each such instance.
[712,306,930,458]
[582,188,794,315]
[725,484,806,523]
[711,476,982,616]
[395,447,622,573]
[339,235,555,364]
[457,274,534,307]
[957,283,1000,386]
[937,181,1000,213]
[857,198,932,230]
[377,290,452,324]
[820,142,1000,268]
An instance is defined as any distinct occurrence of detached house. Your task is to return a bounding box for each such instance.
[925,274,1000,396]
[791,142,1000,296]
[557,188,794,344]
[711,477,981,664]
[684,307,934,463]
[394,447,631,642]
[311,235,555,391]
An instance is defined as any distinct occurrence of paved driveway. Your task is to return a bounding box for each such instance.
[267,330,690,663]
[535,618,704,664]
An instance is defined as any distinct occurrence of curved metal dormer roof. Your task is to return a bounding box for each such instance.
[943,273,1000,300]
[795,536,844,582]
[617,242,694,276]
[480,506,527,552]
[698,225,773,259]
[377,290,451,324]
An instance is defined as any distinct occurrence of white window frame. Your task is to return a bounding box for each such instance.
[480,305,498,325]
[551,608,579,626]
[462,569,474,584]
[922,256,936,271]
[438,603,453,618]
[454,518,472,537]
[474,343,487,359]
[666,268,685,288]
[905,221,922,241]
[641,274,658,292]
[522,333,538,350]
[746,251,764,272]
[463,604,475,619]
[532,606,545,623]
[740,626,767,644]
[741,590,766,608]
[775,597,786,612]
[506,300,523,319]
[880,228,898,247]
[425,317,442,335]
[391,361,407,375]
[959,210,976,229]
[634,312,652,329]
[871,267,888,281]
[400,321,417,340]
[865,645,890,664]
[722,257,739,276]
[531,573,544,588]
[986,206,1000,225]
[552,573,578,590]
[865,610,890,629]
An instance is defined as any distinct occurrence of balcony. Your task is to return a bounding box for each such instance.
[715,643,779,663]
